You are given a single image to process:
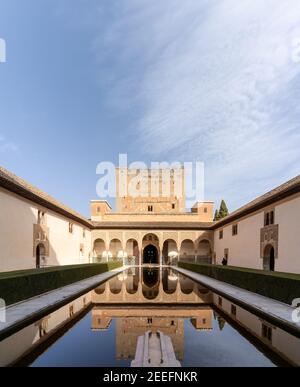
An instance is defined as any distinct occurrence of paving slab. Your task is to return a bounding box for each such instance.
[0,267,125,341]
[175,267,300,338]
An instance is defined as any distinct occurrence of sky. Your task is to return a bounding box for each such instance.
[0,0,300,217]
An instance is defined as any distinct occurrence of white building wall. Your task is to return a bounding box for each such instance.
[46,211,91,267]
[276,195,300,273]
[0,188,35,271]
[214,194,300,274]
[214,212,263,270]
[0,188,92,272]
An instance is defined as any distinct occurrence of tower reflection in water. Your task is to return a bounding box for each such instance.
[91,268,213,361]
[2,267,298,367]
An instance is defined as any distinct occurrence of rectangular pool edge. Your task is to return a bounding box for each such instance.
[0,267,125,342]
[174,267,300,340]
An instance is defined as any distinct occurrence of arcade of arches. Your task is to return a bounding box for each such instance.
[92,232,213,266]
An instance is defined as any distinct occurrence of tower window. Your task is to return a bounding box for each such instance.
[204,207,208,213]
[219,230,223,239]
[172,203,175,209]
[148,205,153,212]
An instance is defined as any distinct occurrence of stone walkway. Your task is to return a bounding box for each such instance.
[0,267,124,341]
[175,267,300,338]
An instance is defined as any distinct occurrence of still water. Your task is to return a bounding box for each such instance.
[1,268,299,367]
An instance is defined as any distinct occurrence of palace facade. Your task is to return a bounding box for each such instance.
[0,166,300,274]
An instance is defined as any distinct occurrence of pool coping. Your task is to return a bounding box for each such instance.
[0,266,125,342]
[174,267,300,339]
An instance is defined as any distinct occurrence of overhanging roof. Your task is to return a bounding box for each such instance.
[211,174,300,229]
[0,166,92,228]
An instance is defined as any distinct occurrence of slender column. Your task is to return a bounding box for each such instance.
[139,244,142,266]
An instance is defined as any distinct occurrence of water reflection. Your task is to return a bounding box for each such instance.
[91,306,214,361]
[0,268,299,367]
[91,269,214,363]
[92,268,212,304]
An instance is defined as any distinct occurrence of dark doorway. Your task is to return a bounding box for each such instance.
[36,244,45,269]
[269,246,275,272]
[263,244,275,272]
[143,244,159,264]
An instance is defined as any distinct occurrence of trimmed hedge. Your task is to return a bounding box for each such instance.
[178,262,300,305]
[0,261,122,306]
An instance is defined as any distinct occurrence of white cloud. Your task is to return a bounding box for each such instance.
[92,0,300,209]
[0,136,18,153]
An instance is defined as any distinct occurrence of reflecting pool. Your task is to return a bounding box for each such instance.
[0,268,299,367]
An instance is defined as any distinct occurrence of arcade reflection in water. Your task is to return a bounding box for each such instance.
[92,268,213,362]
[1,268,299,367]
[92,267,212,304]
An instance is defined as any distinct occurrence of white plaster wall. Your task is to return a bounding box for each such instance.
[0,188,92,272]
[46,211,91,266]
[276,195,300,273]
[213,195,300,273]
[214,212,263,269]
[0,188,36,271]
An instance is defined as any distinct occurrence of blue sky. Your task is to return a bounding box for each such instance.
[0,0,300,217]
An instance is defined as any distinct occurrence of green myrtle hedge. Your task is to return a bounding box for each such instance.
[178,262,300,305]
[0,261,122,306]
